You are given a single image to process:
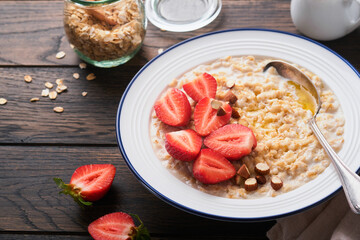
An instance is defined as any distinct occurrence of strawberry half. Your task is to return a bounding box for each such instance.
[194,97,232,136]
[154,88,191,127]
[54,164,116,206]
[204,124,257,161]
[165,129,202,161]
[183,72,217,102]
[88,212,150,240]
[193,149,236,184]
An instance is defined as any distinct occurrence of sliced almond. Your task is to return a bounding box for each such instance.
[24,75,32,83]
[224,91,238,104]
[231,108,241,119]
[41,89,49,97]
[73,73,80,79]
[53,106,64,113]
[235,175,241,185]
[56,78,64,85]
[0,98,7,105]
[217,106,227,116]
[45,82,53,89]
[86,73,96,81]
[82,91,88,97]
[244,178,258,191]
[271,176,283,191]
[30,97,39,102]
[87,8,117,25]
[237,164,250,179]
[256,175,266,185]
[226,79,235,89]
[79,63,87,69]
[255,163,270,175]
[211,100,222,110]
[49,91,57,100]
[56,51,66,59]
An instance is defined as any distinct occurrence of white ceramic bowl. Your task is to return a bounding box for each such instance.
[116,29,360,221]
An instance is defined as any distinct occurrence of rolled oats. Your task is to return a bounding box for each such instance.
[24,75,32,83]
[73,73,80,79]
[56,51,66,59]
[79,63,87,69]
[30,98,40,102]
[41,89,49,97]
[54,106,64,113]
[45,82,54,89]
[0,98,7,105]
[82,91,88,97]
[49,91,57,100]
[86,73,96,81]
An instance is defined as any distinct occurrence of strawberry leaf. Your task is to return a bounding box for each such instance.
[130,214,151,240]
[53,177,92,207]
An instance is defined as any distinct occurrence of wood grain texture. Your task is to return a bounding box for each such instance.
[0,66,137,144]
[0,146,275,237]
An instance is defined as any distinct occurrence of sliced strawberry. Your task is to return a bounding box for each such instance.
[165,129,202,162]
[194,97,232,136]
[183,72,217,102]
[54,164,116,206]
[193,149,236,184]
[204,124,257,161]
[154,88,191,127]
[88,212,150,240]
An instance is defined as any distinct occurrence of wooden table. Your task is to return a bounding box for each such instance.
[1,0,359,239]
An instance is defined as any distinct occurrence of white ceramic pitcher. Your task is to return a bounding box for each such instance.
[291,0,360,41]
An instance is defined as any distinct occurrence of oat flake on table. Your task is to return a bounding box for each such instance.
[0,98,7,105]
[24,75,32,83]
[56,51,66,59]
[53,106,64,113]
[41,89,49,97]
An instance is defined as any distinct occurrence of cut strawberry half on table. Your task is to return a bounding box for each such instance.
[204,124,257,161]
[183,72,217,102]
[193,149,236,184]
[54,164,116,206]
[88,212,151,240]
[165,129,202,161]
[194,97,232,136]
[154,88,191,127]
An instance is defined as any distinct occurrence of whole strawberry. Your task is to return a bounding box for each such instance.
[88,212,151,240]
[54,164,116,206]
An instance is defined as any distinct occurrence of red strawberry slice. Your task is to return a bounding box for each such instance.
[194,97,232,136]
[54,164,116,206]
[154,88,191,127]
[204,124,257,161]
[193,149,236,184]
[165,129,202,161]
[88,212,150,240]
[183,72,217,102]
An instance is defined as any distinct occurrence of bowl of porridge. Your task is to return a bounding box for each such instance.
[116,29,360,220]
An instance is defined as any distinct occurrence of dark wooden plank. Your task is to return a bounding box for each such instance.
[0,145,275,236]
[0,0,295,66]
[0,66,138,144]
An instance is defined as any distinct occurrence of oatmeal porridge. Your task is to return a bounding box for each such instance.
[150,56,345,199]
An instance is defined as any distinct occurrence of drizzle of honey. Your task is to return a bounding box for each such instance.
[287,81,316,114]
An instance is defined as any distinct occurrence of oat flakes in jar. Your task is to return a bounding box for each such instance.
[64,0,146,68]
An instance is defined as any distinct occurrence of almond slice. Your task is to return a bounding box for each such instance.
[224,90,238,104]
[244,178,258,191]
[271,176,283,190]
[256,175,266,185]
[255,163,270,175]
[235,175,241,185]
[211,100,222,110]
[237,164,250,179]
[231,108,241,119]
[226,79,235,89]
[217,106,227,116]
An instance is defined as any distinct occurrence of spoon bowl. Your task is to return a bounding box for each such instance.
[264,60,360,214]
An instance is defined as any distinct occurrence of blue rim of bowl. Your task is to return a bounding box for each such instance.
[116,28,360,222]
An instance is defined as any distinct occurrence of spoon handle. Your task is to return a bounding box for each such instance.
[309,118,360,214]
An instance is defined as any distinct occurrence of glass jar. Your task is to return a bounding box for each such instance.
[64,0,146,68]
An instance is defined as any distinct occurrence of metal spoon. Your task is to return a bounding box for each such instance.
[264,60,360,214]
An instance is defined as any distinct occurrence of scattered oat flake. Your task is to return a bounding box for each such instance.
[45,82,54,89]
[82,91,88,97]
[73,73,80,79]
[56,51,66,59]
[56,78,64,85]
[30,98,39,102]
[0,98,7,105]
[86,73,96,81]
[56,85,67,93]
[70,44,75,49]
[49,91,57,100]
[24,75,32,83]
[158,48,164,54]
[54,106,64,113]
[79,63,87,69]
[41,89,49,97]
